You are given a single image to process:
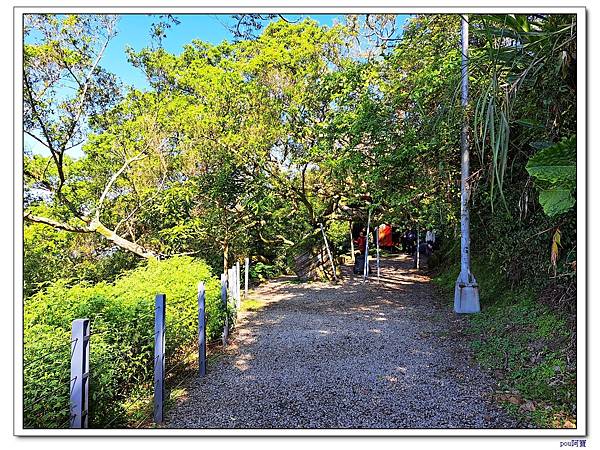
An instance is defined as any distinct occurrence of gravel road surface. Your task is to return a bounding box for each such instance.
[165,255,517,429]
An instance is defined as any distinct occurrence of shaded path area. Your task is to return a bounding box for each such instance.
[166,255,517,429]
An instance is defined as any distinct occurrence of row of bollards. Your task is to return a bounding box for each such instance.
[221,257,250,346]
[70,257,252,428]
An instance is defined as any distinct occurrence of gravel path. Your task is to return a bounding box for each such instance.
[165,255,517,429]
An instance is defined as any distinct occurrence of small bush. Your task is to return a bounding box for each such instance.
[326,220,351,255]
[23,256,228,428]
[249,261,281,281]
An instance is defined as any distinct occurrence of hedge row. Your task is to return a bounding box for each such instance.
[23,256,228,428]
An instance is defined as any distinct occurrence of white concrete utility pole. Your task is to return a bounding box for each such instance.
[454,15,480,314]
[235,261,241,309]
[244,257,249,297]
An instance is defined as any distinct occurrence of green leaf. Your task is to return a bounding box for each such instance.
[526,136,576,188]
[530,140,554,150]
[538,188,575,217]
[515,119,542,129]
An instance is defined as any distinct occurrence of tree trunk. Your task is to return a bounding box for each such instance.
[24,212,157,259]
[223,240,229,274]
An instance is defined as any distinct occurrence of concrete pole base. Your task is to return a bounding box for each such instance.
[454,279,480,313]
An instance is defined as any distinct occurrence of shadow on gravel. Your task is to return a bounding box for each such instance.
[163,254,518,429]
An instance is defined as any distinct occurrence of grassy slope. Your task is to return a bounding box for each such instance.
[432,257,576,428]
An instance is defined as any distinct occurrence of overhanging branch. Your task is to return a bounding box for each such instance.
[24,211,92,233]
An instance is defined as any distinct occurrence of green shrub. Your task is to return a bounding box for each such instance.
[249,261,281,281]
[326,220,351,255]
[24,223,140,299]
[23,256,228,428]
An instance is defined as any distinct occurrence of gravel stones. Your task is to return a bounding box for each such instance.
[165,255,518,429]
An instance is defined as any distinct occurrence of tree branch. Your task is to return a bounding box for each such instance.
[277,15,300,24]
[23,168,54,193]
[89,220,157,259]
[61,20,115,150]
[95,152,147,221]
[24,211,92,233]
[23,73,57,156]
[25,209,157,259]
[24,130,51,151]
[258,231,295,247]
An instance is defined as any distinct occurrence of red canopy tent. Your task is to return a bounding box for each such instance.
[378,224,393,247]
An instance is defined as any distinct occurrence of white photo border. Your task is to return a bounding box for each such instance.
[13,2,587,437]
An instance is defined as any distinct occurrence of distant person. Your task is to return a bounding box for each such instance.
[378,223,393,249]
[407,229,417,255]
[353,229,372,274]
[400,229,407,253]
[432,231,441,251]
[426,229,436,245]
[391,226,402,253]
[354,229,367,254]
[413,242,433,268]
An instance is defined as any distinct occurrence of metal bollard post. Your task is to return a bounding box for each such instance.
[363,210,371,282]
[376,225,380,282]
[416,226,420,269]
[228,268,234,303]
[236,261,241,309]
[229,266,237,308]
[70,318,90,428]
[244,257,249,298]
[198,282,206,377]
[221,273,228,346]
[154,294,166,424]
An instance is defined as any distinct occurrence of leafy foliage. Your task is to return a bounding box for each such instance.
[526,136,576,216]
[24,222,139,298]
[23,257,227,428]
[249,262,282,282]
[471,14,577,209]
[537,190,575,218]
